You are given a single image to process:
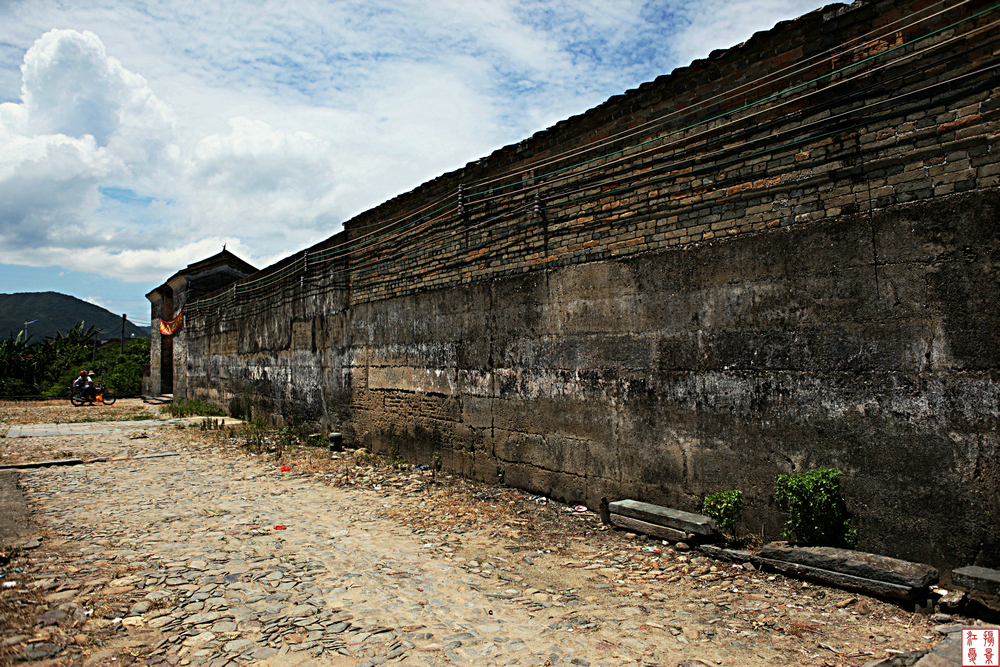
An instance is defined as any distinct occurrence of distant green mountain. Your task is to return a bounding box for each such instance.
[0,292,149,342]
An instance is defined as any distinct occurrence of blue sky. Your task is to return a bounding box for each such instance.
[0,0,825,323]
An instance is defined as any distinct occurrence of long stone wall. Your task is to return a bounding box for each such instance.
[176,0,1000,574]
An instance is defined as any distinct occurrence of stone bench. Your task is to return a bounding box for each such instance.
[607,499,718,543]
[757,544,938,601]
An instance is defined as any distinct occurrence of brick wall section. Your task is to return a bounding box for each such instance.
[174,0,1000,574]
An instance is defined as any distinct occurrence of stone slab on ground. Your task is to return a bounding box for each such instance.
[951,566,1000,596]
[609,513,692,542]
[698,544,753,563]
[759,544,938,589]
[757,557,923,600]
[913,625,963,667]
[608,499,717,536]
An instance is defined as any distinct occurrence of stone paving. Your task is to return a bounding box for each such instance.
[15,437,641,667]
[0,416,981,667]
[5,418,221,439]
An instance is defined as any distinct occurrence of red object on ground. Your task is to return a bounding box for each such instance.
[273,525,286,530]
[280,466,292,471]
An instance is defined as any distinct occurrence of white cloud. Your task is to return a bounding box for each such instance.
[184,117,339,246]
[0,29,178,270]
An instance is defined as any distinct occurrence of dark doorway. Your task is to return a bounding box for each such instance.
[161,287,174,395]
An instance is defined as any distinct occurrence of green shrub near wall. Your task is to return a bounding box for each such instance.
[703,489,743,535]
[775,468,858,548]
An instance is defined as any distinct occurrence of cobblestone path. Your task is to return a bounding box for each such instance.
[1,413,967,667]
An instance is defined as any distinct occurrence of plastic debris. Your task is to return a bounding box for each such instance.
[273,525,287,530]
[280,466,292,472]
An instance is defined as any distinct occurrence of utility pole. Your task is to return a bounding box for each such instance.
[121,314,126,355]
[23,319,37,340]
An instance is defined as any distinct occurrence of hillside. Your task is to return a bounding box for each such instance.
[0,292,149,342]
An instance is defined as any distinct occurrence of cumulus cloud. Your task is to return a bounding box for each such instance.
[0,29,178,269]
[0,28,340,282]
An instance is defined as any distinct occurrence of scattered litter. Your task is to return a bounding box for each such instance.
[273,525,287,530]
[574,505,588,512]
[643,546,660,553]
[280,466,292,472]
[3,581,17,588]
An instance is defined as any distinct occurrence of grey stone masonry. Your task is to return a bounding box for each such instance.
[951,566,1000,596]
[758,545,938,601]
[608,499,718,536]
[757,558,925,601]
[759,545,938,590]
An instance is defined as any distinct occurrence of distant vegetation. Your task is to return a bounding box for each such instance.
[1,322,149,397]
[0,292,149,341]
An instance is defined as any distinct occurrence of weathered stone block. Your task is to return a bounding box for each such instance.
[756,557,923,600]
[609,499,717,536]
[609,514,691,542]
[951,566,1000,596]
[758,545,938,590]
[368,366,456,396]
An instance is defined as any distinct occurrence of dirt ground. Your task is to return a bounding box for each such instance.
[0,399,968,666]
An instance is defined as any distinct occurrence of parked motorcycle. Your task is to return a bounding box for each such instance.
[69,382,117,406]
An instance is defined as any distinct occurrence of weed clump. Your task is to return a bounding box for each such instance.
[163,399,226,418]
